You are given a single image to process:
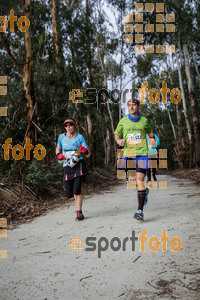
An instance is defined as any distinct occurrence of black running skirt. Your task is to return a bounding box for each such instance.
[63,160,88,181]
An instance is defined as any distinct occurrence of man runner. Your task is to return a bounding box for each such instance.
[114,98,154,220]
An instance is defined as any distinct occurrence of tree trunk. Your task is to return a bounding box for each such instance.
[191,49,200,89]
[23,0,35,146]
[102,126,106,164]
[0,0,35,168]
[107,99,117,163]
[183,44,200,166]
[65,0,81,84]
[153,75,177,139]
[174,100,183,149]
[96,22,114,165]
[50,0,60,66]
[175,104,182,141]
[85,0,96,167]
[165,57,183,167]
[86,111,95,166]
[175,48,193,167]
[164,59,178,140]
[166,107,176,140]
[50,0,65,143]
[86,0,94,86]
[153,73,182,166]
[49,0,59,143]
[119,28,124,121]
[50,0,64,73]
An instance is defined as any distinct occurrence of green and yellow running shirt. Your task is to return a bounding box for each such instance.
[114,116,153,157]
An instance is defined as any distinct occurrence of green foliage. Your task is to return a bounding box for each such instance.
[23,160,62,188]
[0,0,199,176]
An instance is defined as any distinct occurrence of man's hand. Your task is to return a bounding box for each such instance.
[117,139,126,147]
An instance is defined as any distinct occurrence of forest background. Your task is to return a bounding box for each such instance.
[0,0,200,194]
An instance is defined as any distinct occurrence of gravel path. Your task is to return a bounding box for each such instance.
[1,175,200,300]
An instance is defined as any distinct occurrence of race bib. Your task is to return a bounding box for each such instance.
[63,151,80,168]
[127,133,141,145]
[63,150,76,159]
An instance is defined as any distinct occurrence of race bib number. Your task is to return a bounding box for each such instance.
[62,150,80,168]
[127,133,141,145]
[63,150,76,159]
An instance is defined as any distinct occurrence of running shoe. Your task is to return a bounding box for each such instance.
[144,187,149,206]
[134,209,144,220]
[75,210,84,221]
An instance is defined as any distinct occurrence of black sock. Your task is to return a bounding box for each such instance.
[138,190,146,211]
[147,169,151,182]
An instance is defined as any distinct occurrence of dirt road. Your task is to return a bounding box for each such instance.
[1,175,200,300]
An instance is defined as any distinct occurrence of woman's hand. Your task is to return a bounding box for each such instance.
[57,153,66,160]
[79,144,89,155]
[85,152,90,158]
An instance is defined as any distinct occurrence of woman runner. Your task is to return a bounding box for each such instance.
[56,118,90,221]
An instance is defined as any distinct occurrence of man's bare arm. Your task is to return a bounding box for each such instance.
[115,134,126,147]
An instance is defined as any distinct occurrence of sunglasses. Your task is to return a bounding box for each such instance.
[128,101,139,105]
[64,123,74,127]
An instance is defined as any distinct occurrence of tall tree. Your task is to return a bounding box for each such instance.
[85,0,95,166]
[0,0,35,147]
[183,44,200,166]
